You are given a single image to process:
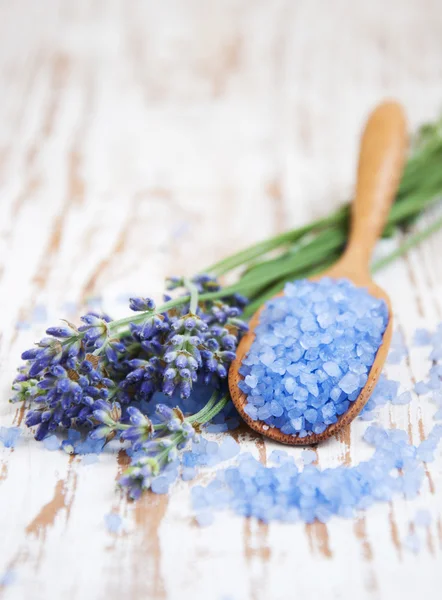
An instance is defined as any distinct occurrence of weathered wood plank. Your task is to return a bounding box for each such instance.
[1,1,442,599]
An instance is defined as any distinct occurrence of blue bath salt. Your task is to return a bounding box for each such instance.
[392,391,412,406]
[195,510,214,527]
[412,328,432,347]
[182,467,197,481]
[301,449,316,465]
[414,381,429,395]
[43,435,61,451]
[0,569,16,587]
[104,513,123,533]
[360,375,400,416]
[151,476,170,494]
[0,427,21,448]
[190,322,442,527]
[414,509,432,527]
[191,423,442,525]
[404,531,421,554]
[387,330,408,364]
[238,278,388,437]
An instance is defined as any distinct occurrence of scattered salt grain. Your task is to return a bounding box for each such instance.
[430,346,442,361]
[414,509,432,527]
[269,449,290,464]
[0,570,16,587]
[81,454,100,465]
[414,381,429,395]
[404,532,421,554]
[0,427,21,448]
[413,328,432,346]
[218,437,240,461]
[151,476,170,495]
[104,513,123,533]
[43,435,61,451]
[182,467,197,481]
[432,391,442,407]
[388,330,408,364]
[361,375,400,415]
[392,391,412,406]
[191,420,441,525]
[206,423,229,433]
[31,305,48,324]
[74,438,105,455]
[387,350,403,365]
[206,441,219,455]
[301,450,316,465]
[195,511,214,527]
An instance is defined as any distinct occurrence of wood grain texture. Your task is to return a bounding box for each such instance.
[1,1,442,599]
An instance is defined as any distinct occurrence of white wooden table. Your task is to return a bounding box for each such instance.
[1,1,442,599]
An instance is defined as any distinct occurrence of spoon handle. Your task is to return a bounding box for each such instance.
[342,101,408,275]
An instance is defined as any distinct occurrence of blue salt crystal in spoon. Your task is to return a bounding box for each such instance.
[236,278,388,441]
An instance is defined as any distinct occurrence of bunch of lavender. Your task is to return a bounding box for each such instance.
[10,115,442,500]
[11,275,246,494]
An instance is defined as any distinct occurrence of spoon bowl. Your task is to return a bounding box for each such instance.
[229,101,407,445]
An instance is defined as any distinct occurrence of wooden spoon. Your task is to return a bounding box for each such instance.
[228,101,408,445]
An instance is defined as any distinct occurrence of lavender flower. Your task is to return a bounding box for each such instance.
[155,404,198,439]
[120,406,154,449]
[129,297,156,312]
[78,314,110,349]
[22,357,118,440]
[120,357,162,401]
[118,401,204,499]
[12,273,244,502]
[119,456,160,500]
[89,401,122,440]
[166,274,220,294]
[161,315,207,398]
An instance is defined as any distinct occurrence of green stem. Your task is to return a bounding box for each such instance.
[185,277,199,314]
[200,129,442,281]
[156,432,184,467]
[204,208,348,276]
[194,392,230,425]
[108,296,191,338]
[90,119,442,343]
[187,390,219,423]
[372,214,442,272]
[105,210,442,342]
[242,256,339,318]
[239,228,346,288]
[242,216,442,318]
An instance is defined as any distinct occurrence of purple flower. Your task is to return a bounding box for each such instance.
[79,314,109,348]
[13,272,246,489]
[129,297,156,312]
[119,456,159,500]
[120,407,154,449]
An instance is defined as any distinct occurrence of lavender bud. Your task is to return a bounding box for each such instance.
[164,368,177,381]
[175,354,187,368]
[90,425,112,440]
[164,351,177,363]
[129,297,156,312]
[156,404,174,421]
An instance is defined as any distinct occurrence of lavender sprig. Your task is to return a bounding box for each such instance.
[118,391,228,500]
[12,276,246,444]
